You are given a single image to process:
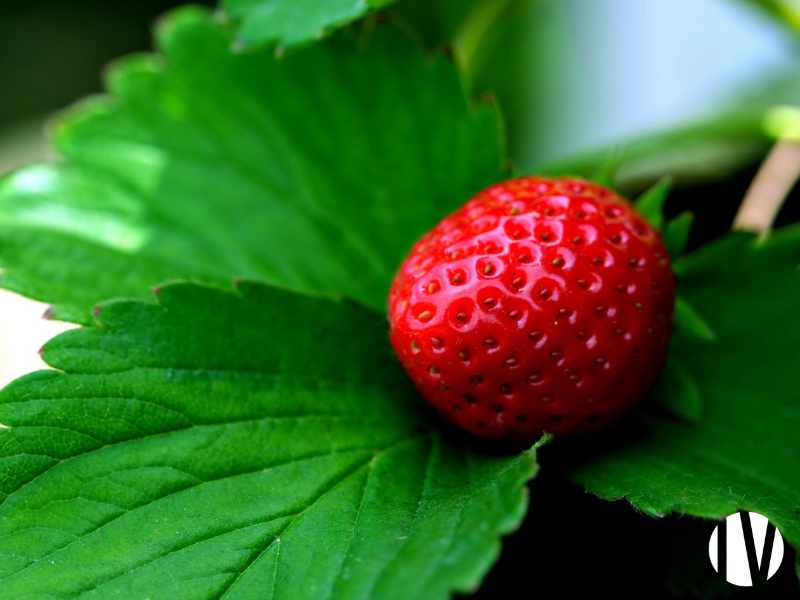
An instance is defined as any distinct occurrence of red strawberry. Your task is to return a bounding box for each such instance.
[388,176,675,441]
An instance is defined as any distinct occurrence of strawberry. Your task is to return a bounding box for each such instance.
[388,176,675,441]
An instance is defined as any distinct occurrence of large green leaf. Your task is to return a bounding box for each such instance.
[0,281,537,599]
[560,226,800,551]
[0,7,504,324]
[222,0,398,51]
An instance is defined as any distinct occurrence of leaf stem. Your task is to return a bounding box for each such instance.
[732,139,800,236]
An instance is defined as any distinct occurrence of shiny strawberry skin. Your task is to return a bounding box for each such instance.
[387,176,675,441]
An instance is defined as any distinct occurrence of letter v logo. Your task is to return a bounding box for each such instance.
[709,511,785,586]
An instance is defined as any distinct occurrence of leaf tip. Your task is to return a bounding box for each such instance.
[591,149,622,188]
[640,505,671,519]
[534,432,555,450]
[634,176,673,230]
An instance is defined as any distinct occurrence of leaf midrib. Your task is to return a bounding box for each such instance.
[72,434,434,599]
[0,413,424,502]
[5,433,436,591]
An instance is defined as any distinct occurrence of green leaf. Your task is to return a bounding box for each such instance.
[664,211,694,259]
[589,150,620,189]
[673,296,716,341]
[563,227,800,549]
[649,355,702,423]
[223,0,398,51]
[0,281,537,599]
[0,7,505,324]
[634,177,672,230]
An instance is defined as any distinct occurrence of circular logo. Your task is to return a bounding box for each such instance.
[709,511,784,586]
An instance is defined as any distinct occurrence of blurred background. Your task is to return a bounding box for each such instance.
[504,0,799,165]
[1,1,799,597]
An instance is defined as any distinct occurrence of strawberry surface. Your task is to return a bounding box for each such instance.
[387,176,675,441]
